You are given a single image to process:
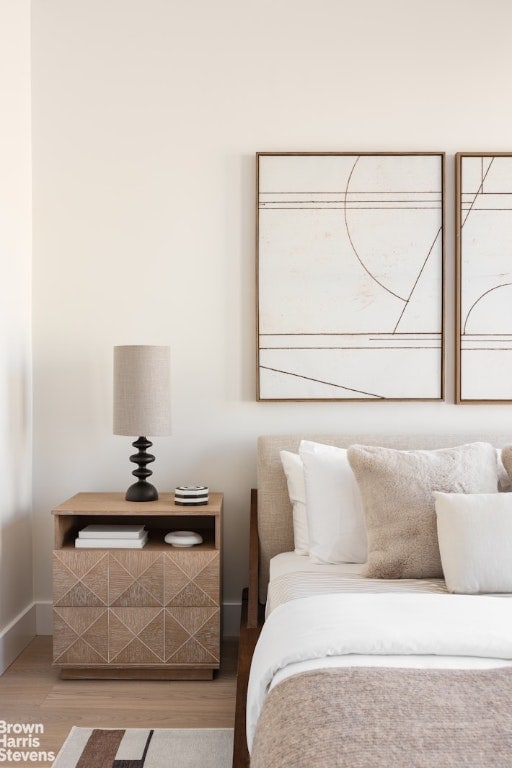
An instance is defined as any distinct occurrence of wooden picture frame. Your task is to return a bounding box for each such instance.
[256,152,445,401]
[456,153,512,403]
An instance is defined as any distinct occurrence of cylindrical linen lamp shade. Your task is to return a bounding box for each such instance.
[113,345,171,502]
[113,345,171,437]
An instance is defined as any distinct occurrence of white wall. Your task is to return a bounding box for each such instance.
[31,0,512,629]
[0,0,33,668]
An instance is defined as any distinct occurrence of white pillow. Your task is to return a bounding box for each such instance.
[280,451,309,555]
[434,491,512,593]
[299,440,367,564]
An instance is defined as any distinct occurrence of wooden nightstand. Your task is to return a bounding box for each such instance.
[51,491,222,680]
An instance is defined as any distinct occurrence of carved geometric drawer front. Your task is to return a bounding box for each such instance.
[109,607,165,664]
[53,606,220,665]
[165,607,220,664]
[109,551,164,607]
[53,607,108,664]
[53,551,109,607]
[164,551,220,608]
[53,550,220,609]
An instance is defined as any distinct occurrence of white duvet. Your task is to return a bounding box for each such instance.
[246,592,512,752]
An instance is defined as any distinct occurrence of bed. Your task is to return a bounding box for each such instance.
[232,433,512,768]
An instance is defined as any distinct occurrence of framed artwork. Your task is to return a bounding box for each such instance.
[456,153,512,403]
[256,152,445,401]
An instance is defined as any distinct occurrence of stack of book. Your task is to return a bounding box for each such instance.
[75,524,148,549]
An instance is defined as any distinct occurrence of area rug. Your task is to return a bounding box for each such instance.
[52,727,234,767]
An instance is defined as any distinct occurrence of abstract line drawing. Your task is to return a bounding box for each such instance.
[256,152,445,400]
[456,153,512,403]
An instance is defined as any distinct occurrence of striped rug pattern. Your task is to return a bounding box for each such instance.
[52,727,234,767]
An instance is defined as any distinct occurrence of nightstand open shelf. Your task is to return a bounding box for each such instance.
[51,492,223,680]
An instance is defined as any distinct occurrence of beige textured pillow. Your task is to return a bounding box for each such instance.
[347,442,499,579]
[501,446,512,485]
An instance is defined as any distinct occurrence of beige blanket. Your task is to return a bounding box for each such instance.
[250,666,512,767]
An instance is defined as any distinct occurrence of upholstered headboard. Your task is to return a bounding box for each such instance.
[256,432,511,603]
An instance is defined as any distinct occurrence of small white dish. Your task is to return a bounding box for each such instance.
[165,530,203,547]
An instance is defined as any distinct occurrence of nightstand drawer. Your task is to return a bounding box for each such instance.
[53,606,220,666]
[53,549,220,608]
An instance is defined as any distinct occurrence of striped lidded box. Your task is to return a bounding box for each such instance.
[174,485,209,505]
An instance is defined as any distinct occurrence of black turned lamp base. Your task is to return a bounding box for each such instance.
[125,436,159,502]
[125,480,159,502]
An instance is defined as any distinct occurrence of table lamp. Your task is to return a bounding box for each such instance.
[113,345,171,501]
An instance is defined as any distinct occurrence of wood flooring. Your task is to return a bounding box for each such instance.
[0,636,238,767]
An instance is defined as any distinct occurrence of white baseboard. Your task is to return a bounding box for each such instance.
[34,600,242,639]
[0,603,37,674]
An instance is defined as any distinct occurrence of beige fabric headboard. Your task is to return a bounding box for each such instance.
[257,432,511,603]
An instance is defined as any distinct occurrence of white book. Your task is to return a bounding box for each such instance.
[78,524,146,539]
[75,533,148,549]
